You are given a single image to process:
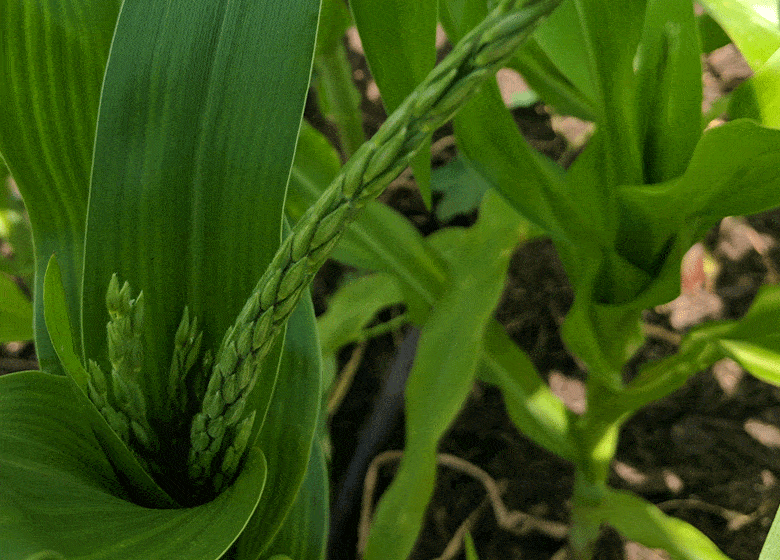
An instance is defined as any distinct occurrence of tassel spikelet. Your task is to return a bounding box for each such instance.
[86,275,156,455]
[85,0,560,498]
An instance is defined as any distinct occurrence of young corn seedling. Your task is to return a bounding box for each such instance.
[0,0,560,558]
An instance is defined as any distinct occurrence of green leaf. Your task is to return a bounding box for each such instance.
[619,120,780,235]
[508,42,597,121]
[572,0,647,187]
[0,272,32,342]
[602,488,731,560]
[260,444,329,560]
[697,12,731,54]
[0,371,267,560]
[349,0,437,206]
[634,0,701,183]
[233,297,323,559]
[702,285,780,386]
[478,321,575,460]
[700,0,780,71]
[364,191,520,560]
[313,0,364,157]
[510,0,598,120]
[81,0,320,420]
[464,532,480,560]
[453,79,572,242]
[729,47,780,129]
[760,504,780,560]
[0,0,122,372]
[0,185,34,285]
[317,272,404,355]
[430,156,490,221]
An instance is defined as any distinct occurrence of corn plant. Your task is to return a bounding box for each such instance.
[0,0,561,558]
[6,0,780,558]
[296,0,780,559]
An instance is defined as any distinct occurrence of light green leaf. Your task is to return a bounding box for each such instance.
[478,321,575,460]
[82,0,320,425]
[760,504,780,560]
[0,371,267,560]
[350,0,437,206]
[700,0,780,71]
[233,297,323,559]
[719,340,780,386]
[701,285,780,386]
[0,0,121,372]
[464,532,480,560]
[729,47,780,129]
[0,272,32,342]
[602,488,731,560]
[364,191,520,560]
[317,272,404,355]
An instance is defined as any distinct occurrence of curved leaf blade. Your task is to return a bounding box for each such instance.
[0,371,267,560]
[260,444,329,560]
[364,192,519,560]
[603,488,731,560]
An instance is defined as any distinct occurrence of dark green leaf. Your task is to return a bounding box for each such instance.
[453,79,570,242]
[43,255,177,507]
[0,0,121,372]
[634,0,701,183]
[571,0,646,186]
[430,156,490,221]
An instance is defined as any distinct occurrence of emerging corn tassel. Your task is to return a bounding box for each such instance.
[88,275,155,454]
[84,0,561,499]
[187,0,562,490]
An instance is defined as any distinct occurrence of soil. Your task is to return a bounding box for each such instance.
[2,32,778,560]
